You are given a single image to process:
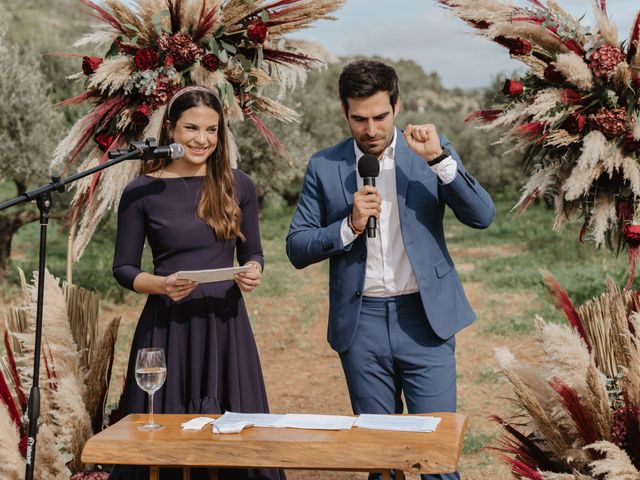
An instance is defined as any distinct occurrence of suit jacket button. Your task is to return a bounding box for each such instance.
[360,254,366,261]
[355,290,361,297]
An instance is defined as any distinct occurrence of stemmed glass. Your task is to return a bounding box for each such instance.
[135,348,167,431]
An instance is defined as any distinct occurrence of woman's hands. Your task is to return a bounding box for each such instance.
[163,273,198,301]
[235,261,262,293]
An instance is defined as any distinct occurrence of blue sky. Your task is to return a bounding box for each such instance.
[292,0,637,89]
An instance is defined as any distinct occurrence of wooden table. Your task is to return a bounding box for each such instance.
[82,413,468,480]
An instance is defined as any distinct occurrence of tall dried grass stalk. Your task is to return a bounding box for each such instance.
[64,282,99,371]
[586,441,639,479]
[34,423,71,480]
[84,317,120,433]
[0,403,22,480]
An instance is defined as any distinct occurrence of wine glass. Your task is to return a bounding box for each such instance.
[135,348,167,431]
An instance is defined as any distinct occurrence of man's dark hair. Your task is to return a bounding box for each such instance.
[338,59,399,112]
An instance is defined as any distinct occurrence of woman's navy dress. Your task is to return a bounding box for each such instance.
[109,171,283,480]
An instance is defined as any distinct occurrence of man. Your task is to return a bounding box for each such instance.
[286,59,494,480]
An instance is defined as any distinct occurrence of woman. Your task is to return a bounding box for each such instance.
[110,86,283,480]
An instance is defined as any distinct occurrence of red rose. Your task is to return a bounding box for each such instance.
[131,105,152,127]
[114,38,137,55]
[94,133,115,152]
[82,56,102,76]
[563,112,586,134]
[202,53,220,71]
[563,39,584,56]
[509,38,532,56]
[247,18,268,44]
[543,64,564,83]
[134,47,158,70]
[560,88,582,105]
[623,131,640,154]
[502,79,524,97]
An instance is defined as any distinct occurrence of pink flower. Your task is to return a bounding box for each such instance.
[588,107,628,139]
[131,105,152,127]
[134,47,158,70]
[247,18,268,44]
[503,79,524,97]
[202,53,220,71]
[589,44,625,78]
[82,56,102,76]
[147,76,181,109]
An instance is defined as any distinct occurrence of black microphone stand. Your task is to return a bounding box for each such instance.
[0,142,151,480]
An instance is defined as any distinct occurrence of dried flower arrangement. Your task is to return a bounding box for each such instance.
[438,0,640,283]
[0,270,119,480]
[52,0,344,260]
[493,275,640,479]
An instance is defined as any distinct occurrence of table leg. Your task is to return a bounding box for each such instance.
[183,467,191,480]
[381,471,391,480]
[150,466,159,480]
[208,468,219,480]
[397,470,406,480]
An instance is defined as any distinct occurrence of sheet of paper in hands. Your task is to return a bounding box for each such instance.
[176,266,251,283]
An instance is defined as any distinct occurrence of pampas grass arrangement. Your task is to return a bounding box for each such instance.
[0,269,120,478]
[493,275,640,478]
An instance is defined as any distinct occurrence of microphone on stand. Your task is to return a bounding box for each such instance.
[108,138,185,160]
[357,154,380,238]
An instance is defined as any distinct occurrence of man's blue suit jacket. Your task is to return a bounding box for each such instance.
[286,130,495,353]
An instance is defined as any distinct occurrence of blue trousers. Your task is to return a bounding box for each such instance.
[339,293,459,480]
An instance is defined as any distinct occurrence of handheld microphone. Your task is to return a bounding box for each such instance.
[357,154,380,238]
[107,139,185,160]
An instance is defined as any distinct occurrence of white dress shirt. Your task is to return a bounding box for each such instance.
[340,129,457,297]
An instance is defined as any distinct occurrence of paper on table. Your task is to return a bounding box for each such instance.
[181,417,215,430]
[217,411,284,428]
[354,414,441,432]
[176,266,250,283]
[212,420,254,434]
[271,414,357,430]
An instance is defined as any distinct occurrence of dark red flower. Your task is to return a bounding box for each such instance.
[202,53,220,71]
[131,104,152,127]
[134,47,159,70]
[563,39,584,56]
[503,79,524,97]
[495,37,532,56]
[470,19,491,29]
[544,64,564,83]
[82,56,102,76]
[94,133,115,152]
[247,18,268,44]
[157,32,202,66]
[509,38,532,56]
[560,88,582,105]
[623,131,640,154]
[563,112,586,134]
[114,38,137,55]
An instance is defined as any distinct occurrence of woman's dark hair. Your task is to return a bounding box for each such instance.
[144,88,244,241]
[338,59,399,113]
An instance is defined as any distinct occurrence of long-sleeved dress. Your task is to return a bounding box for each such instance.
[109,171,283,480]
